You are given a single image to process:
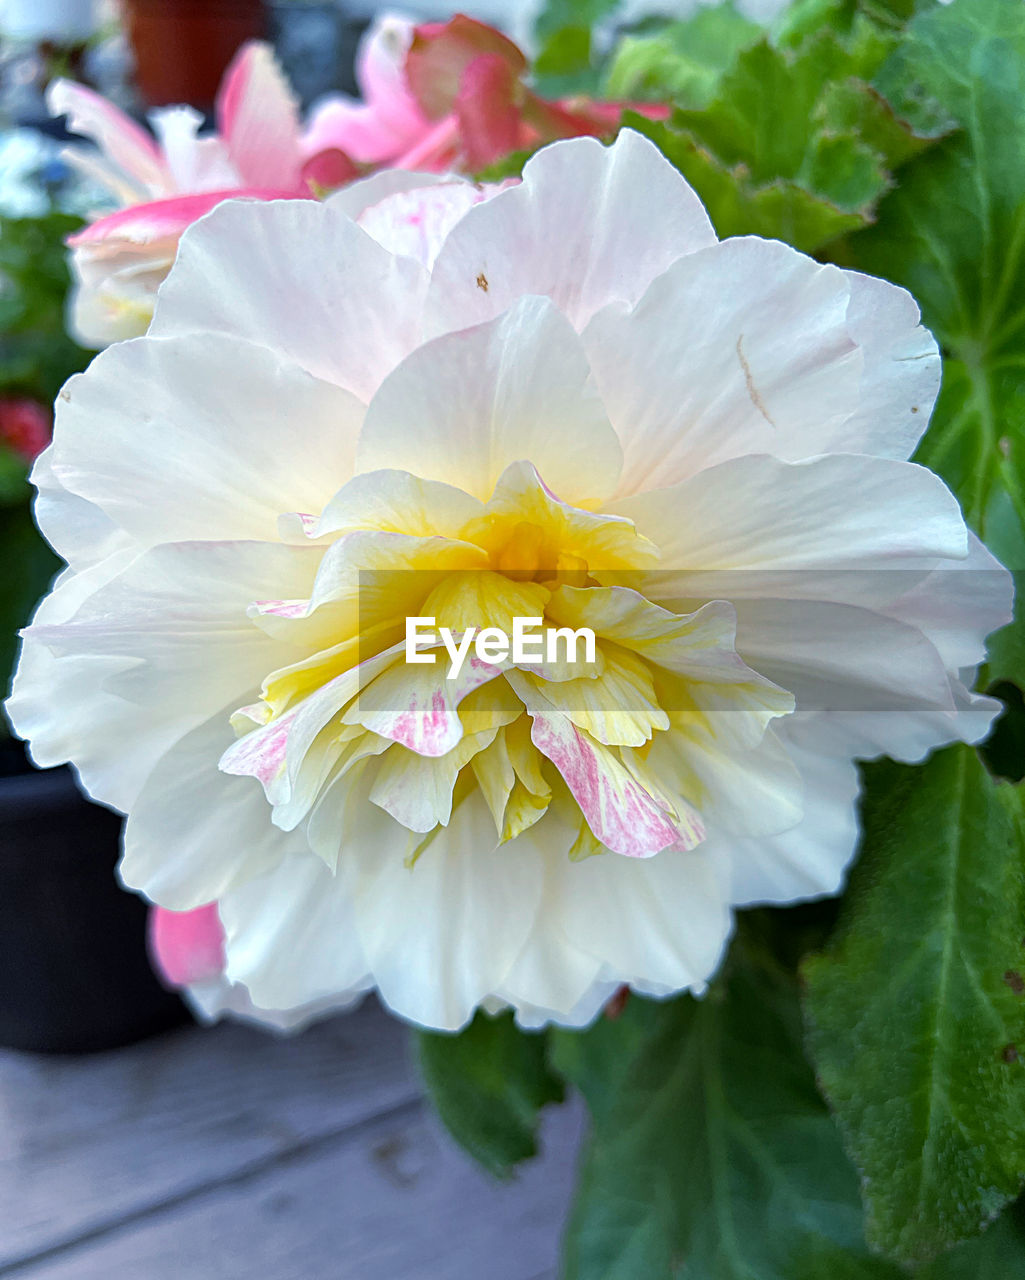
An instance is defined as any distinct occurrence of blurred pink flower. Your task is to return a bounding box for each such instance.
[306,13,669,175]
[149,903,225,988]
[0,397,51,461]
[50,42,349,347]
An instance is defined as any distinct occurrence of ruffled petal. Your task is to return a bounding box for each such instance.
[50,333,364,546]
[583,237,863,495]
[150,199,428,403]
[425,129,716,337]
[356,295,623,504]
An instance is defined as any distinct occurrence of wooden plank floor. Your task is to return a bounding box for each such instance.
[0,1000,584,1279]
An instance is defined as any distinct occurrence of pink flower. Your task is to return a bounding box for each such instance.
[305,13,670,175]
[50,42,347,347]
[149,903,225,988]
[0,397,51,461]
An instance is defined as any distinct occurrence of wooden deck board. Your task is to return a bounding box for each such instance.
[0,1000,581,1278]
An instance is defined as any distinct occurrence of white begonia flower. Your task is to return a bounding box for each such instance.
[8,131,1011,1032]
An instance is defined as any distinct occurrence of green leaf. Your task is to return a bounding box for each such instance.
[532,0,621,95]
[554,935,900,1280]
[624,111,874,252]
[0,501,58,706]
[603,6,761,107]
[804,746,1025,1265]
[848,0,1025,689]
[0,211,90,405]
[622,19,945,253]
[415,1010,564,1179]
[981,683,1025,785]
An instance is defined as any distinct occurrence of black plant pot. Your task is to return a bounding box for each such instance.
[0,745,188,1053]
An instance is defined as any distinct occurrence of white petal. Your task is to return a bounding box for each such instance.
[712,718,862,905]
[183,973,367,1033]
[149,199,429,403]
[218,852,371,1011]
[324,168,453,218]
[425,129,716,338]
[30,445,134,570]
[18,541,317,815]
[347,789,544,1030]
[879,532,1012,671]
[6,557,193,812]
[315,468,484,539]
[356,295,622,504]
[47,78,169,198]
[732,597,955,718]
[51,333,363,546]
[840,269,941,460]
[554,843,732,994]
[583,237,863,495]
[120,712,299,909]
[611,452,969,606]
[356,181,495,268]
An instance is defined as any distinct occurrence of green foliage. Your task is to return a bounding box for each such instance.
[0,210,89,703]
[532,0,621,95]
[415,1010,563,1178]
[0,503,59,700]
[849,0,1025,692]
[604,6,761,107]
[553,938,887,1280]
[0,210,89,406]
[623,10,947,252]
[549,922,1025,1279]
[804,747,1025,1265]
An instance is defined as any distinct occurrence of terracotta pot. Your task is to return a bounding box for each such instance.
[0,752,187,1054]
[124,0,267,111]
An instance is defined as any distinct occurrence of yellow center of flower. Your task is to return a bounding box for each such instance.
[221,461,795,868]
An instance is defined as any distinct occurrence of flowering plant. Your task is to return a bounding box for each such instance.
[9,0,1025,1275]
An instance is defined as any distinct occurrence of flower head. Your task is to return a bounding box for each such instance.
[10,131,1010,1031]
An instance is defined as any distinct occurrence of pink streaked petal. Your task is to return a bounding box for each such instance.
[349,653,506,757]
[68,189,307,246]
[538,714,702,857]
[149,903,226,988]
[47,78,168,198]
[249,598,311,620]
[514,680,704,857]
[216,42,304,191]
[355,179,493,267]
[219,708,297,793]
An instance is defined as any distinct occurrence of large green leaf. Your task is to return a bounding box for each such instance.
[623,15,944,253]
[849,0,1025,688]
[804,747,1025,1265]
[554,936,899,1280]
[415,1010,563,1179]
